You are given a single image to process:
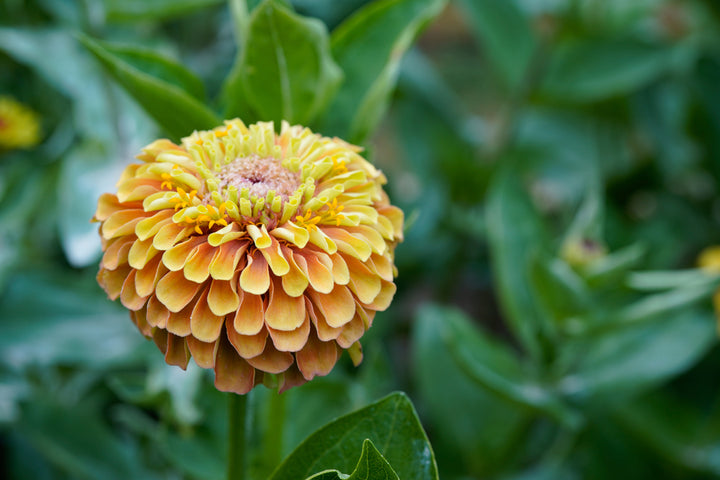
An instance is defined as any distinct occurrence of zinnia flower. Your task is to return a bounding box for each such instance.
[95,120,403,394]
[0,96,41,150]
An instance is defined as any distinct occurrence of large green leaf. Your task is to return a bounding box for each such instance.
[229,0,342,125]
[319,0,447,143]
[413,305,531,477]
[79,34,220,139]
[268,392,438,480]
[542,39,675,102]
[457,0,536,91]
[565,309,717,402]
[307,440,399,480]
[100,0,224,21]
[485,164,549,359]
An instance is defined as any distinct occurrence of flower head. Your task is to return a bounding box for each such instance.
[0,96,41,151]
[95,120,403,394]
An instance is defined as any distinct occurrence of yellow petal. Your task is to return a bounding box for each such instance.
[247,223,272,249]
[239,250,270,295]
[207,279,239,316]
[345,225,386,255]
[344,256,381,304]
[365,280,397,311]
[153,223,194,250]
[323,227,371,261]
[232,290,265,335]
[146,295,170,329]
[208,223,245,247]
[306,298,342,341]
[336,312,365,348]
[162,236,205,271]
[102,236,134,270]
[135,256,167,298]
[368,253,394,282]
[259,237,290,276]
[120,270,148,311]
[308,285,355,328]
[265,279,305,331]
[156,270,202,312]
[128,237,160,270]
[329,253,350,285]
[280,246,309,297]
[297,252,333,294]
[135,209,174,241]
[102,210,148,239]
[190,288,226,342]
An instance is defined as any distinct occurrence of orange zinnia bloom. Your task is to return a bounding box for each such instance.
[95,120,403,394]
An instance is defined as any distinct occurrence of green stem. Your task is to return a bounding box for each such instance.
[264,389,287,470]
[227,393,248,480]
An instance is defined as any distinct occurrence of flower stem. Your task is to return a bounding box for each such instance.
[265,389,287,470]
[226,393,248,480]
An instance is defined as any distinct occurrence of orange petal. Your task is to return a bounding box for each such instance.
[245,343,293,374]
[239,250,270,295]
[128,237,160,270]
[268,316,310,352]
[336,312,365,348]
[378,205,404,241]
[280,246,308,297]
[183,242,215,283]
[98,265,131,300]
[308,285,355,328]
[278,365,307,393]
[118,178,162,203]
[329,253,350,285]
[368,253,394,282]
[135,256,167,298]
[146,295,170,329]
[232,290,264,335]
[207,279,240,316]
[265,279,305,331]
[227,322,267,359]
[345,225,386,255]
[95,193,128,221]
[131,309,152,337]
[365,280,397,311]
[152,327,168,355]
[214,333,255,394]
[155,270,202,312]
[102,236,134,270]
[120,270,148,311]
[187,335,218,369]
[162,236,205,271]
[167,301,194,337]
[296,332,339,381]
[344,256,381,304]
[166,333,190,369]
[297,252,333,294]
[209,240,248,280]
[306,297,342,341]
[190,287,226,342]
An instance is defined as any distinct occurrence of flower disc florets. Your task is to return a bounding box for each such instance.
[95,120,403,394]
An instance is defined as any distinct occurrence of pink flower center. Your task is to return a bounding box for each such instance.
[216,154,300,200]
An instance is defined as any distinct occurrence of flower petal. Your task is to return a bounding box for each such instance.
[365,280,397,311]
[308,285,355,328]
[131,309,152,337]
[322,227,372,261]
[296,332,339,381]
[120,270,148,311]
[245,343,293,374]
[344,256,381,304]
[268,316,310,352]
[187,335,218,369]
[128,237,160,270]
[183,242,215,283]
[259,237,290,276]
[280,246,309,297]
[306,297,342,341]
[135,256,167,298]
[166,333,190,369]
[102,236,134,270]
[135,209,174,241]
[232,290,265,335]
[239,250,270,295]
[162,236,205,271]
[296,252,333,294]
[190,287,226,342]
[207,279,239,316]
[214,333,255,394]
[329,253,350,285]
[167,301,194,336]
[336,312,365,348]
[156,270,202,312]
[227,322,267,359]
[102,209,151,239]
[146,295,170,329]
[265,279,305,331]
[98,265,131,300]
[153,223,194,250]
[209,240,249,280]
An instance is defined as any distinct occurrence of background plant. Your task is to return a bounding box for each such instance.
[2,0,720,479]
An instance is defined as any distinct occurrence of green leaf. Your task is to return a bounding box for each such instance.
[439,305,583,430]
[78,33,220,139]
[319,0,447,143]
[485,164,548,359]
[457,0,536,90]
[228,0,342,125]
[564,309,717,401]
[268,392,438,480]
[626,269,719,291]
[306,440,399,480]
[413,305,531,477]
[100,0,224,22]
[542,39,674,102]
[82,40,207,100]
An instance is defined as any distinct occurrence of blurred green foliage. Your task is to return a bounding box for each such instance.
[2,0,720,478]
